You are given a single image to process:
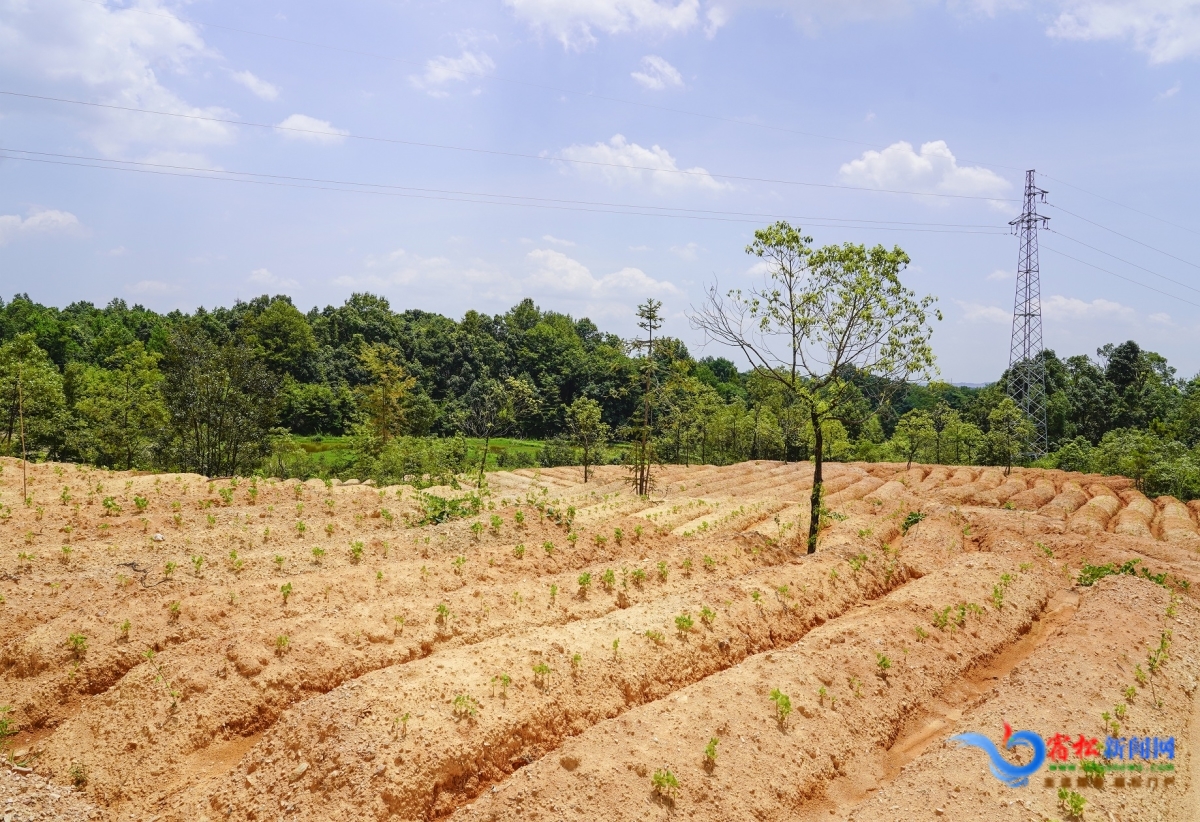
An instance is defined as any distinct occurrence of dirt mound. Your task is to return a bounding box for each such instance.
[1,459,1197,821]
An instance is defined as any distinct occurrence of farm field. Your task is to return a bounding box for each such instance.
[2,457,1199,822]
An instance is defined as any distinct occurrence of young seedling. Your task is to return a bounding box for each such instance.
[393,615,405,634]
[532,662,553,690]
[704,737,719,769]
[991,585,1004,610]
[435,602,452,624]
[674,612,694,636]
[513,543,526,559]
[280,582,293,604]
[324,523,335,538]
[848,553,868,573]
[1124,685,1137,702]
[119,619,131,640]
[493,673,512,698]
[549,583,558,603]
[350,541,365,563]
[312,546,325,564]
[700,606,716,626]
[594,534,608,547]
[514,509,525,527]
[600,568,616,590]
[274,554,286,571]
[577,572,592,597]
[631,568,647,587]
[571,652,581,672]
[1057,787,1086,819]
[651,769,679,800]
[452,555,466,575]
[543,540,556,556]
[191,554,205,575]
[275,634,290,655]
[614,527,624,544]
[61,544,73,564]
[167,600,181,621]
[164,561,177,578]
[769,689,792,727]
[657,561,669,582]
[397,712,411,736]
[913,625,929,641]
[470,521,484,541]
[644,629,666,645]
[489,514,502,535]
[876,653,892,677]
[67,632,88,659]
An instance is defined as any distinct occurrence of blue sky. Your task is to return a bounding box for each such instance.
[1,0,1198,381]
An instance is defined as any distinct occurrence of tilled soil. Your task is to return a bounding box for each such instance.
[1,458,1198,821]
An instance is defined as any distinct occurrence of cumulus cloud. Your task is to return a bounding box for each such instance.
[275,114,349,145]
[0,0,234,154]
[1149,312,1173,325]
[504,0,701,49]
[839,140,1011,200]
[408,51,496,96]
[248,268,298,288]
[632,55,684,90]
[542,234,576,246]
[955,300,1010,324]
[555,134,726,192]
[1042,294,1134,321]
[670,242,700,260]
[230,69,279,100]
[0,209,81,245]
[525,249,679,297]
[1047,0,1200,63]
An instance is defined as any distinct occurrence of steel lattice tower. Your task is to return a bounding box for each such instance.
[1007,169,1049,457]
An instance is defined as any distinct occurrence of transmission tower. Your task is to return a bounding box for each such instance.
[1007,169,1049,457]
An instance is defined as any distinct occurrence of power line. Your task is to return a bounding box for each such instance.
[0,147,1008,230]
[1048,229,1200,296]
[1041,174,1199,237]
[1040,245,1200,309]
[0,89,1020,202]
[1046,202,1200,270]
[0,150,1011,233]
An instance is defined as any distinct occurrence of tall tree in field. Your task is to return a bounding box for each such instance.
[75,341,167,469]
[457,377,539,486]
[628,299,663,496]
[566,396,610,482]
[356,342,417,449]
[692,221,939,553]
[159,325,279,476]
[987,397,1037,475]
[893,408,935,469]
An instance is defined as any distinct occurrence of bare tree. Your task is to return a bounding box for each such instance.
[691,221,940,554]
[628,299,662,496]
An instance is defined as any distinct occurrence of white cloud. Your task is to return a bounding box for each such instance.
[248,268,298,288]
[542,234,576,246]
[1149,312,1173,325]
[632,55,684,90]
[505,0,701,49]
[103,246,127,257]
[336,249,505,290]
[230,69,279,101]
[1157,80,1182,100]
[525,248,679,298]
[0,209,81,245]
[955,300,1010,324]
[839,140,1011,200]
[408,51,496,96]
[0,0,234,155]
[986,268,1012,281]
[1047,1,1200,63]
[1042,294,1134,321]
[127,279,175,295]
[555,134,726,192]
[670,242,700,260]
[275,114,349,145]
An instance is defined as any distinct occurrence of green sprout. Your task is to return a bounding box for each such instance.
[651,769,679,799]
[704,737,719,767]
[280,582,293,604]
[769,689,792,726]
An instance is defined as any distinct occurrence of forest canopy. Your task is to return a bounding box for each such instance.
[1,292,1196,499]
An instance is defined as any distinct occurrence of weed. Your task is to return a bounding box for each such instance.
[876,653,892,676]
[1037,542,1053,558]
[67,632,88,659]
[901,511,926,534]
[69,762,88,788]
[578,572,592,595]
[651,768,679,799]
[281,582,293,604]
[700,606,716,626]
[0,706,17,742]
[311,546,325,563]
[769,689,792,726]
[350,541,364,563]
[675,613,694,635]
[513,543,526,559]
[275,635,290,654]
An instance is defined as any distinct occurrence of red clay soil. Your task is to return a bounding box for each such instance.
[1,458,1198,822]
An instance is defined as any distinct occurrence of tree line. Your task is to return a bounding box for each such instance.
[2,223,1196,504]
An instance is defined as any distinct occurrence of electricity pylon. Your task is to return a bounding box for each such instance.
[1007,169,1049,457]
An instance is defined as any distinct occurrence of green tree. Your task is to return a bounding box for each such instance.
[0,333,66,460]
[355,342,417,449]
[456,377,539,486]
[693,221,940,553]
[893,409,934,469]
[565,396,610,482]
[74,341,166,469]
[986,397,1036,475]
[628,299,663,496]
[158,325,280,476]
